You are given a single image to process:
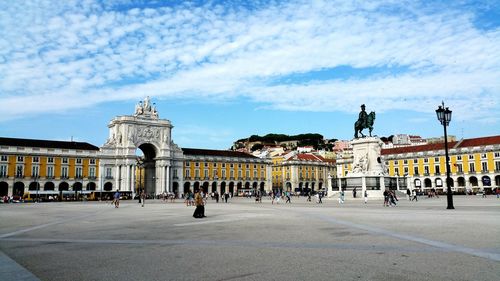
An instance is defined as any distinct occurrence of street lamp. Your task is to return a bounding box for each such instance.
[435,101,454,209]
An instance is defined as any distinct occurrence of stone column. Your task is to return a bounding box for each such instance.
[165,165,170,193]
[125,164,131,192]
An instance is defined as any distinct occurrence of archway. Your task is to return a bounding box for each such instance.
[260,182,265,192]
[44,182,55,191]
[29,182,40,191]
[13,182,25,196]
[311,182,316,191]
[183,182,191,193]
[0,182,8,196]
[211,182,217,193]
[435,178,443,188]
[244,182,250,189]
[481,176,491,187]
[221,182,226,194]
[173,182,179,194]
[193,182,200,193]
[495,175,500,187]
[457,177,465,187]
[87,182,96,191]
[103,182,113,191]
[229,182,234,195]
[137,143,157,194]
[319,182,323,190]
[73,182,83,191]
[202,182,209,193]
[424,178,432,188]
[469,176,478,187]
[59,182,69,191]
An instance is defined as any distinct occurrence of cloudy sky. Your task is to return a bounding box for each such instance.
[1,0,499,149]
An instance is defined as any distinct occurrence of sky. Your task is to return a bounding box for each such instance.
[1,0,499,149]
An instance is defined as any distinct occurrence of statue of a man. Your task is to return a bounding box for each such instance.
[358,104,368,128]
[144,96,152,112]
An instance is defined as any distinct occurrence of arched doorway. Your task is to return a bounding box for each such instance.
[73,182,83,191]
[137,143,157,194]
[103,182,113,191]
[311,182,315,191]
[237,182,243,193]
[457,177,465,187]
[173,182,179,194]
[44,182,55,190]
[319,182,323,190]
[184,182,190,193]
[286,182,292,192]
[59,182,69,191]
[469,176,478,187]
[0,182,8,196]
[260,182,265,192]
[229,182,234,195]
[202,182,209,193]
[211,182,217,193]
[244,182,250,189]
[221,182,226,194]
[496,175,500,187]
[87,182,96,191]
[193,182,200,193]
[29,182,40,191]
[424,178,432,188]
[481,176,491,187]
[13,182,25,196]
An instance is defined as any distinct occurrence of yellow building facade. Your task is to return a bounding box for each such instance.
[0,137,100,197]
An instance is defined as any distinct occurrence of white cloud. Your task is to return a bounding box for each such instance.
[0,0,499,123]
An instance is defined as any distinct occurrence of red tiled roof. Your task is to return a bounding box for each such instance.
[456,135,500,148]
[382,142,458,155]
[296,153,325,161]
[382,135,500,155]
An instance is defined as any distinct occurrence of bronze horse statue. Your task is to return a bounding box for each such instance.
[354,111,376,138]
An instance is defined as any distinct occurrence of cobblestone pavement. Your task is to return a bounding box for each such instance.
[1,196,499,281]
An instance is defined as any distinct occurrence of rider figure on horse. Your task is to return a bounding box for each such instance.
[358,104,368,128]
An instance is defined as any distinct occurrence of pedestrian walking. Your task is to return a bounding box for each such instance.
[113,189,120,208]
[364,190,368,204]
[141,190,146,207]
[193,189,206,218]
[411,190,418,201]
[318,192,323,204]
[353,187,357,198]
[406,189,411,200]
[285,191,291,204]
[383,190,389,207]
[338,191,344,204]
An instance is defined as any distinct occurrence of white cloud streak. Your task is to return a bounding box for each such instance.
[0,0,499,123]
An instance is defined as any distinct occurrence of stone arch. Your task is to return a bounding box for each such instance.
[87,182,96,191]
[103,182,113,191]
[202,181,209,193]
[13,182,24,196]
[469,176,478,187]
[173,182,179,194]
[260,182,265,192]
[0,181,8,196]
[211,182,217,193]
[193,181,200,192]
[44,182,55,191]
[481,175,491,186]
[137,143,158,194]
[244,182,250,189]
[457,177,465,187]
[59,182,69,191]
[73,182,83,191]
[495,175,500,187]
[319,182,323,190]
[221,182,226,194]
[183,182,191,193]
[229,182,235,195]
[29,182,40,191]
[424,178,432,188]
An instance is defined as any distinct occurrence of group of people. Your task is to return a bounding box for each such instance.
[383,190,398,207]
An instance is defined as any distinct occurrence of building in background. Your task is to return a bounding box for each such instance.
[0,137,99,199]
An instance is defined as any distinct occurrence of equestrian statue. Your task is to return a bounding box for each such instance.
[354,104,376,138]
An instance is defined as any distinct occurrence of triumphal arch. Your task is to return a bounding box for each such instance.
[99,97,184,196]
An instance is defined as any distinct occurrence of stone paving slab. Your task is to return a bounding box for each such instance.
[0,196,499,281]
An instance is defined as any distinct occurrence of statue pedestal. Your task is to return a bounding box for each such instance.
[330,137,393,199]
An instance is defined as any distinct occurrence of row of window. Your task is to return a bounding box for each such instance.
[0,164,96,178]
[393,153,500,165]
[185,162,264,169]
[0,155,96,165]
[185,169,265,179]
[393,161,500,176]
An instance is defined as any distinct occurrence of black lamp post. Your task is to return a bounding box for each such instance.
[435,101,454,209]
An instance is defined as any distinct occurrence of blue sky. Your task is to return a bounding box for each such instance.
[0,0,499,149]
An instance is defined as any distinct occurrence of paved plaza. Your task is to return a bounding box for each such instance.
[0,196,499,281]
